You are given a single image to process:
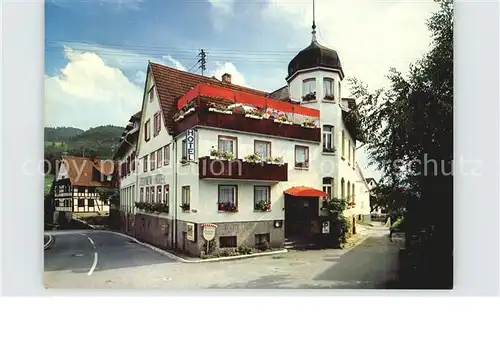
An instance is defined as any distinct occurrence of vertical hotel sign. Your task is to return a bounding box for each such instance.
[186,129,196,161]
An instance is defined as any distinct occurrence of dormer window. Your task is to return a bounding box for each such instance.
[323,78,335,101]
[302,78,316,102]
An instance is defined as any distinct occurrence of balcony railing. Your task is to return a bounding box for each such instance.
[199,156,288,182]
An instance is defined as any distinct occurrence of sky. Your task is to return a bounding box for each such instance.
[44,0,440,180]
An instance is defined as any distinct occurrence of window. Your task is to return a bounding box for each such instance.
[181,139,187,160]
[348,140,351,164]
[156,148,162,168]
[322,125,334,152]
[255,233,270,245]
[153,111,162,136]
[254,186,270,210]
[341,178,345,199]
[294,145,309,168]
[163,185,169,207]
[338,81,341,101]
[150,151,156,170]
[219,236,237,248]
[341,130,345,158]
[88,199,95,207]
[181,186,190,210]
[144,119,151,141]
[254,140,271,160]
[157,186,162,203]
[146,187,150,203]
[150,186,155,203]
[302,78,316,96]
[347,181,351,201]
[131,152,136,171]
[148,86,155,102]
[78,199,85,207]
[218,185,237,210]
[218,136,237,158]
[352,146,356,165]
[163,145,170,166]
[143,155,148,172]
[352,184,355,203]
[322,177,333,199]
[323,78,334,99]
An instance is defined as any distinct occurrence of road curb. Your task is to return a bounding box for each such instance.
[44,235,54,250]
[106,230,288,263]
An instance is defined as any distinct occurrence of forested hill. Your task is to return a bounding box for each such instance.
[44,125,124,172]
[44,126,85,141]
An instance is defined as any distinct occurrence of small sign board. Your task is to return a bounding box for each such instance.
[202,224,217,241]
[186,223,195,242]
[322,221,330,234]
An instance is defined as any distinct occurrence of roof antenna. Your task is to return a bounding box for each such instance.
[311,0,317,42]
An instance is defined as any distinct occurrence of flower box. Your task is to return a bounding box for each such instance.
[208,107,232,114]
[302,92,317,102]
[254,200,271,212]
[273,119,293,125]
[218,202,238,212]
[245,113,263,120]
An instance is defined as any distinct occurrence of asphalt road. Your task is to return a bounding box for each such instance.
[44,225,399,289]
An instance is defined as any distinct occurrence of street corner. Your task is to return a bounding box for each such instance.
[44,234,55,250]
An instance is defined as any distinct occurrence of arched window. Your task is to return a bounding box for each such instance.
[341,178,345,199]
[352,183,355,203]
[323,78,334,100]
[347,181,351,202]
[322,125,334,152]
[322,177,333,199]
[341,130,345,158]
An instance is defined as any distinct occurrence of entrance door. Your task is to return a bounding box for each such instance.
[284,195,318,239]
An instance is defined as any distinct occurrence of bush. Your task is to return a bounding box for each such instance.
[255,241,270,252]
[391,217,405,232]
[237,245,252,255]
[338,215,351,245]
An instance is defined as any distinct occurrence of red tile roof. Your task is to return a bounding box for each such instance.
[61,155,116,188]
[149,62,268,134]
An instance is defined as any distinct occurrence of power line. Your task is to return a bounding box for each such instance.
[45,39,302,54]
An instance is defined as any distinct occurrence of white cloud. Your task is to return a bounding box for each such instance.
[45,48,143,130]
[208,0,235,14]
[263,0,439,92]
[210,62,246,86]
[262,0,439,181]
[164,55,187,71]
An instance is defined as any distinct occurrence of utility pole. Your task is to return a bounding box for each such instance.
[198,49,206,76]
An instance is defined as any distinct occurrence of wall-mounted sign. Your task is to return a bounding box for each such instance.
[201,224,217,241]
[186,222,195,242]
[154,174,166,184]
[186,129,196,161]
[139,176,152,186]
[322,221,330,234]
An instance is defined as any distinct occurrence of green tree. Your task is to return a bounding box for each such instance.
[348,0,453,288]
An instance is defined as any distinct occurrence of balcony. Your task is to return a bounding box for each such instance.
[175,83,321,142]
[198,156,288,182]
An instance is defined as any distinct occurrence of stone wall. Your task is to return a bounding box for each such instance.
[133,212,172,250]
[173,220,285,257]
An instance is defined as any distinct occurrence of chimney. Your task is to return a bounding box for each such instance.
[222,73,232,84]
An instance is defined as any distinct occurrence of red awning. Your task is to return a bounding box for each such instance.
[284,186,328,197]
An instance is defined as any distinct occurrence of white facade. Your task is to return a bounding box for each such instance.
[121,56,370,233]
[287,66,361,207]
